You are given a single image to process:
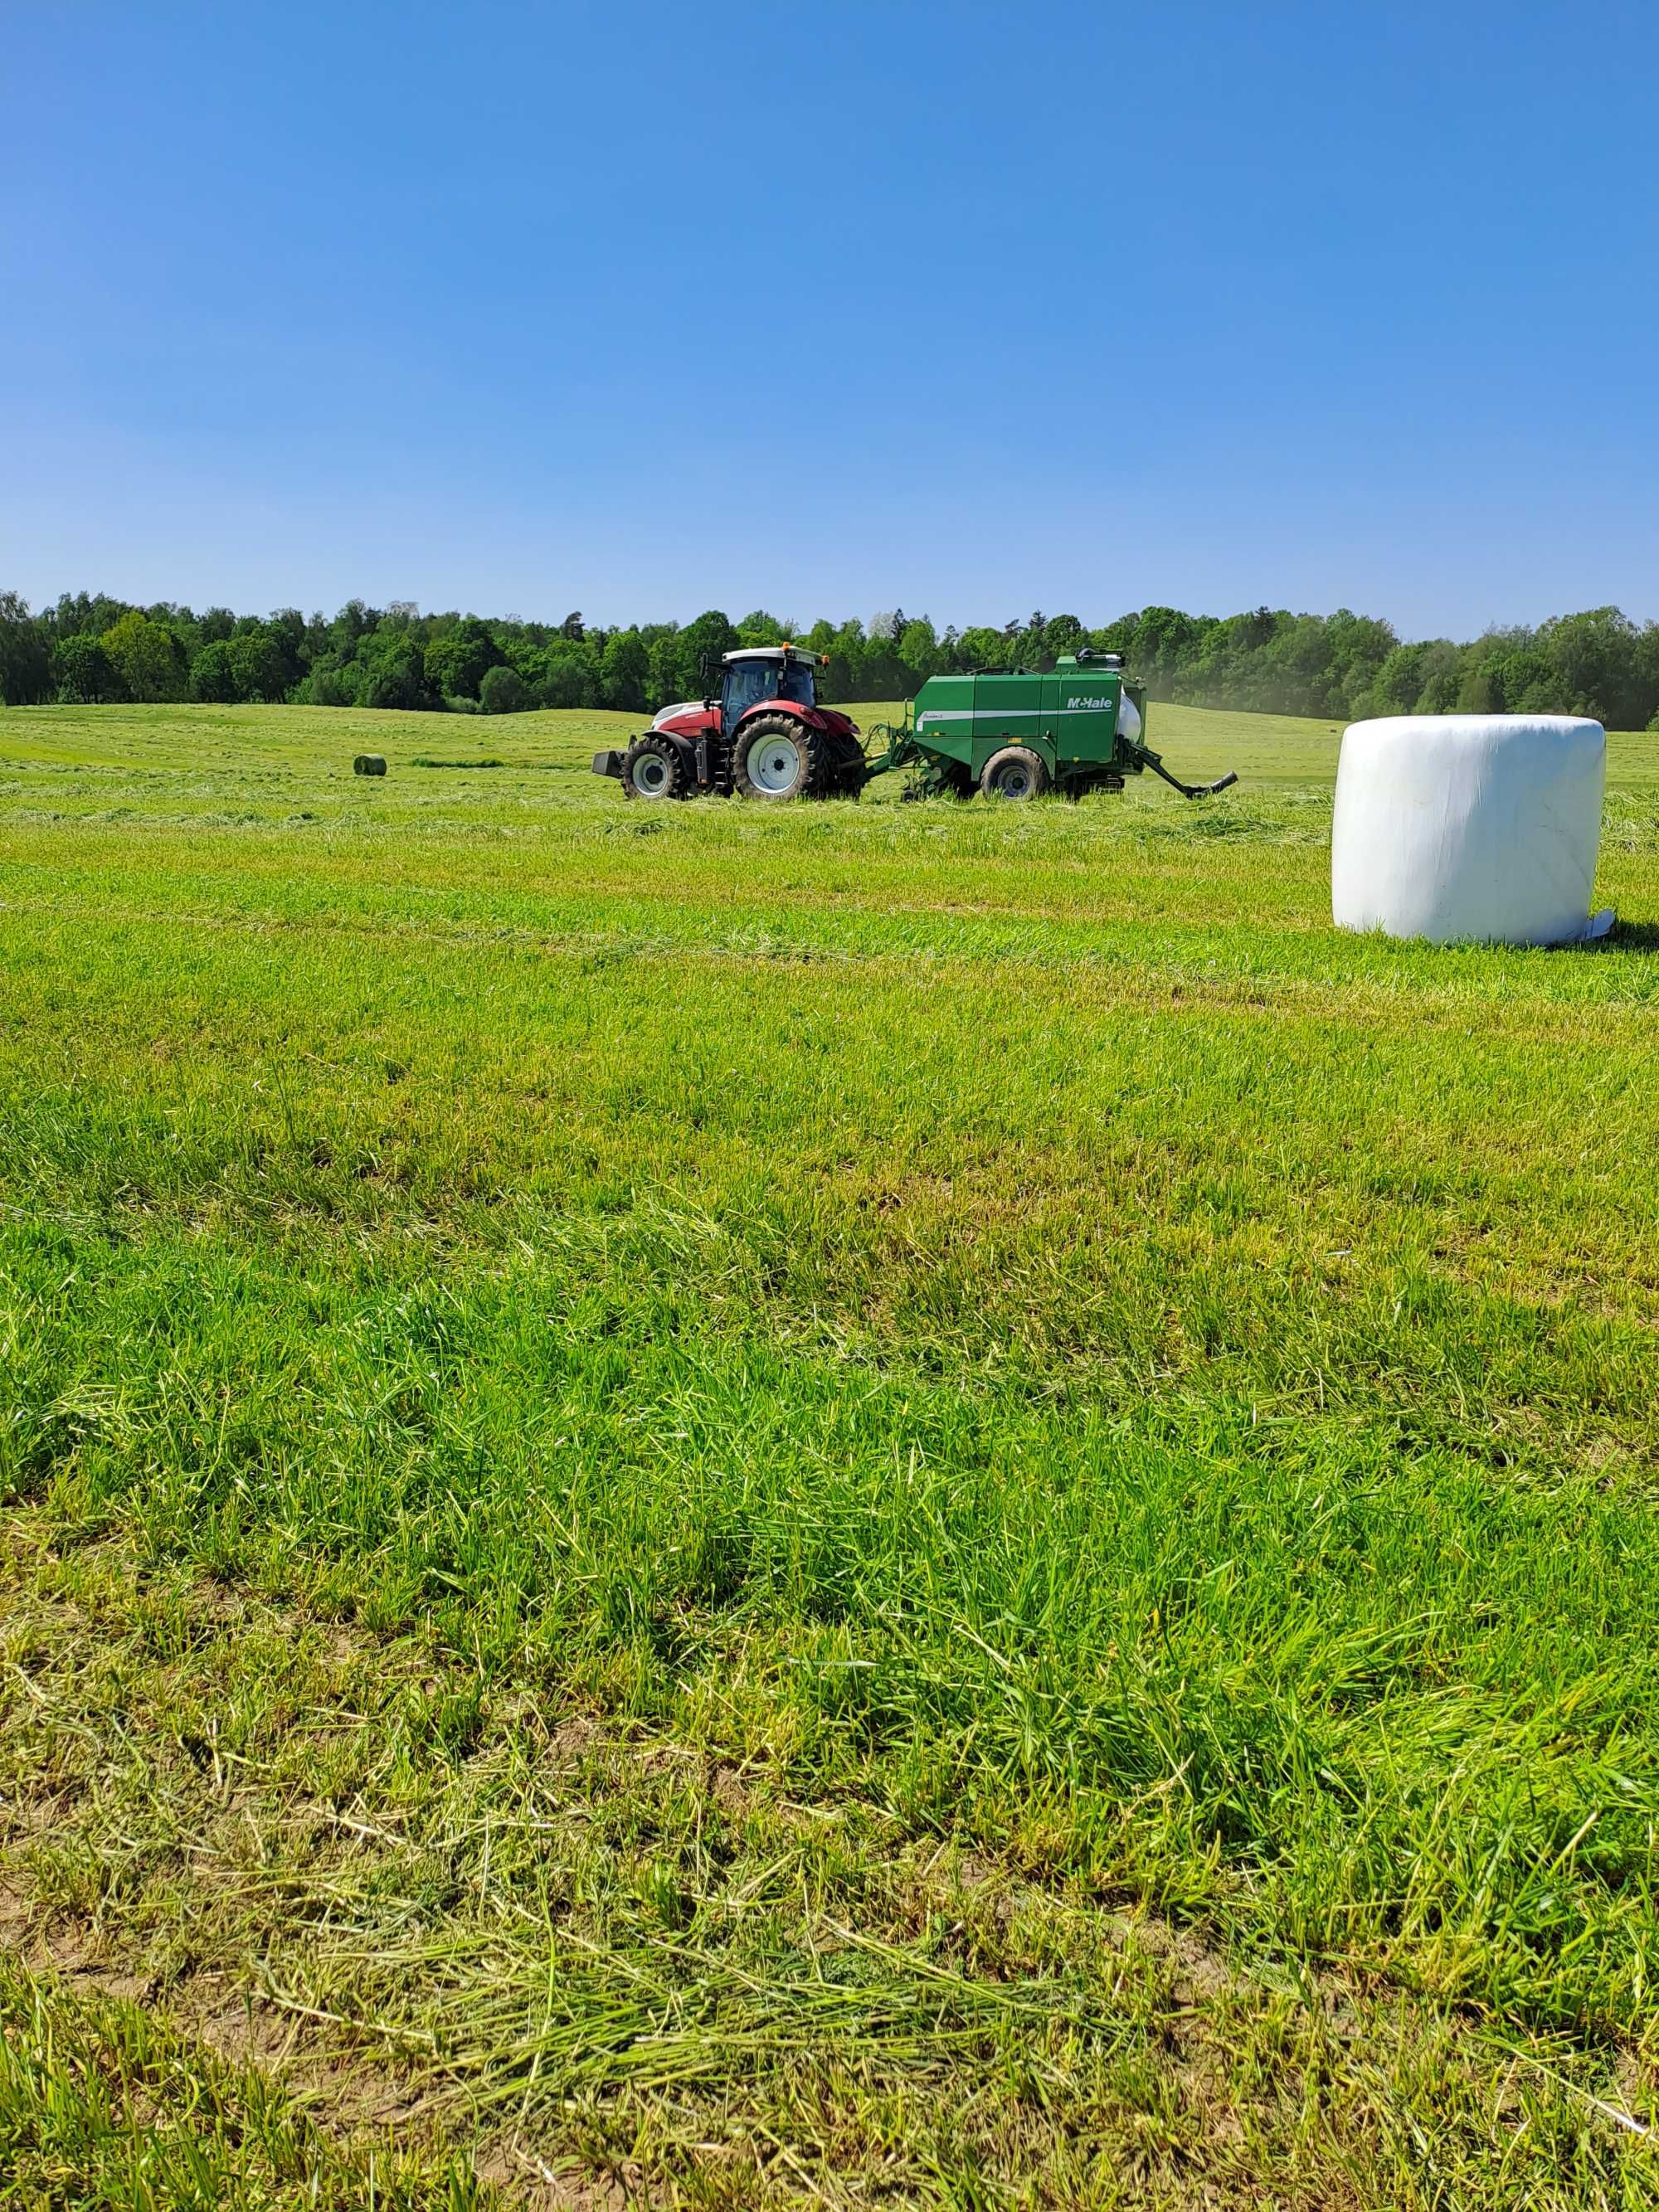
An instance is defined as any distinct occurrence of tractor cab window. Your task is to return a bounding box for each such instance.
[722,661,774,723]
[721,656,816,730]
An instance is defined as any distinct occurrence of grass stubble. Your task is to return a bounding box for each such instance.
[0,700,1656,2206]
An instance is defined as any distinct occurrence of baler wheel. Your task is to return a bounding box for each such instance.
[980,746,1048,800]
[621,734,690,800]
[734,715,826,801]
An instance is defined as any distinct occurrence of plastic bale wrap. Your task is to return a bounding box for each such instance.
[1331,714,1609,946]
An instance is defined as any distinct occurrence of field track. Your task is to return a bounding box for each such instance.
[2,700,1657,2207]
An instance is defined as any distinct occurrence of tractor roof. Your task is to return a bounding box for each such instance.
[722,644,826,666]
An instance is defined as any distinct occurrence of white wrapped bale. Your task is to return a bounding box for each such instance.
[1331,714,1610,946]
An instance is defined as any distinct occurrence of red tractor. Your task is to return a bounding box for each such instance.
[592,645,866,801]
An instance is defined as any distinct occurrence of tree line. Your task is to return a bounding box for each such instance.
[2,589,1658,730]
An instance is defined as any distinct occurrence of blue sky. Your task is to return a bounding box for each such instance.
[5,0,1657,638]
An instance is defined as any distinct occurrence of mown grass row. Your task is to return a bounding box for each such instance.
[0,1961,488,2210]
[7,1186,1658,2030]
[5,1520,1651,2208]
[1,700,1656,2202]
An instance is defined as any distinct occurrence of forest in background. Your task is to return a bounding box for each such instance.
[3,590,1659,730]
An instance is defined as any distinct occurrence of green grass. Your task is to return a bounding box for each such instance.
[1,698,1657,2206]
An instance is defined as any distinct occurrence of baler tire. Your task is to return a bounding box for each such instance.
[734,715,826,801]
[621,734,690,801]
[980,746,1048,801]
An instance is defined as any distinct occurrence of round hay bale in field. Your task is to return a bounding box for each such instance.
[353,754,387,777]
[1331,715,1610,946]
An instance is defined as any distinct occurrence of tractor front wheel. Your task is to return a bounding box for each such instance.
[621,734,689,800]
[980,746,1048,800]
[734,716,825,801]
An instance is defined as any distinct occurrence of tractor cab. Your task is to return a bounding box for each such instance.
[718,646,823,737]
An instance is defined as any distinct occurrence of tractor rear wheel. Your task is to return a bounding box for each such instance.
[734,715,825,801]
[980,746,1048,800]
[621,734,689,800]
[825,727,868,797]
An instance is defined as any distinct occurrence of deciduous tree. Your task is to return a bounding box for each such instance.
[424,618,503,702]
[53,632,122,703]
[190,639,239,702]
[601,630,649,714]
[100,610,187,702]
[479,664,529,714]
[226,625,295,703]
[0,593,51,704]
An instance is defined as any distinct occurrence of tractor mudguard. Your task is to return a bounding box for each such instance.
[730,698,853,741]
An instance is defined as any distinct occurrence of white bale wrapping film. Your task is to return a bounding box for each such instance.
[1331,714,1608,946]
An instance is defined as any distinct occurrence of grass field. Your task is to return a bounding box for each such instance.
[1,697,1657,2208]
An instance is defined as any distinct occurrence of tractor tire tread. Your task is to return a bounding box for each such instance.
[734,714,830,802]
[621,733,691,801]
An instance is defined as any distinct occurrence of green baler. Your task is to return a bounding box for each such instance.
[863,650,1236,800]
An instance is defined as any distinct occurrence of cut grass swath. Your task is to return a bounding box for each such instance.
[0,698,1655,2205]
